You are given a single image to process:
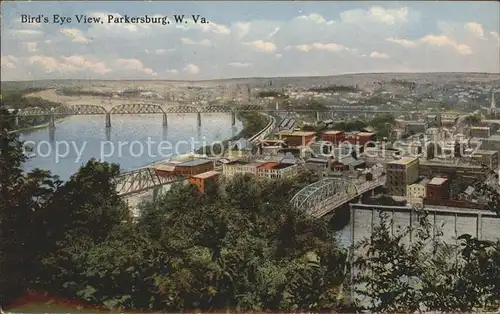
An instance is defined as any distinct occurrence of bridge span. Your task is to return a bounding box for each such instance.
[290,176,386,218]
[10,103,468,129]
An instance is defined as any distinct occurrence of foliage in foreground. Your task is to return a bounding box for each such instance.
[353,209,500,312]
[1,111,347,311]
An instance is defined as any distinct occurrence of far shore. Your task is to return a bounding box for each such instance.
[9,117,68,135]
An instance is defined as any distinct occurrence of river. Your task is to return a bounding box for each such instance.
[20,113,243,180]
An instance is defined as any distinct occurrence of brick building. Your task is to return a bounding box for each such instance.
[426,177,450,201]
[276,130,315,146]
[322,130,345,145]
[189,170,220,193]
[154,158,214,177]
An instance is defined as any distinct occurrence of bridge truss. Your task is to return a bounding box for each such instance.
[290,177,385,218]
[110,103,165,114]
[13,103,467,117]
[115,167,184,197]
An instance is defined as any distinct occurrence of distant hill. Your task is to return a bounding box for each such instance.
[1,72,499,92]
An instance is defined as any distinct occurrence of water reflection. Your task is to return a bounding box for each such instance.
[20,114,243,180]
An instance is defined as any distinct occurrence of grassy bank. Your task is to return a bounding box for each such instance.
[8,117,68,135]
[195,112,269,156]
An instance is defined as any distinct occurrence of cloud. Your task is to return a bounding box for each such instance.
[287,42,348,52]
[296,13,334,25]
[386,37,417,47]
[419,35,473,55]
[465,22,485,39]
[1,3,498,80]
[490,31,500,44]
[370,51,390,59]
[244,40,277,53]
[228,62,252,68]
[114,58,156,75]
[145,48,175,55]
[387,34,474,55]
[181,38,212,46]
[59,28,90,44]
[340,6,409,25]
[63,55,112,74]
[184,63,200,74]
[1,55,18,69]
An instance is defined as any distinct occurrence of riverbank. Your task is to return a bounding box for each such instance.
[8,117,69,135]
[195,111,268,156]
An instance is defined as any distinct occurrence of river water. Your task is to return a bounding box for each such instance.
[20,114,242,180]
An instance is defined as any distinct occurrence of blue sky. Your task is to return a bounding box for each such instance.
[1,1,499,80]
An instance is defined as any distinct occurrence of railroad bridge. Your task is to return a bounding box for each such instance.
[15,104,266,128]
[10,103,452,129]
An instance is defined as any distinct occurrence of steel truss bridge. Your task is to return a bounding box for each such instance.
[290,176,386,218]
[115,166,185,200]
[10,103,458,128]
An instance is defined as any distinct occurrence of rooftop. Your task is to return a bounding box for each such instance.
[179,158,213,167]
[154,164,176,172]
[470,126,490,130]
[417,178,431,185]
[276,130,316,137]
[191,170,220,179]
[388,157,418,165]
[323,130,344,135]
[429,177,448,185]
[357,132,376,137]
[257,161,279,170]
[472,150,498,156]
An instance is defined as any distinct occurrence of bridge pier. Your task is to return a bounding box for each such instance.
[105,112,111,128]
[231,112,236,126]
[49,112,56,129]
[105,127,111,141]
[162,113,168,127]
[197,112,202,126]
[49,126,55,143]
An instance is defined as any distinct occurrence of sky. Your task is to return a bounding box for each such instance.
[1,1,499,81]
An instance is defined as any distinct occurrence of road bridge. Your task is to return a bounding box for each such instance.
[290,176,386,218]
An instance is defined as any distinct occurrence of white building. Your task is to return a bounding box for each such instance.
[407,178,429,205]
[222,160,298,179]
